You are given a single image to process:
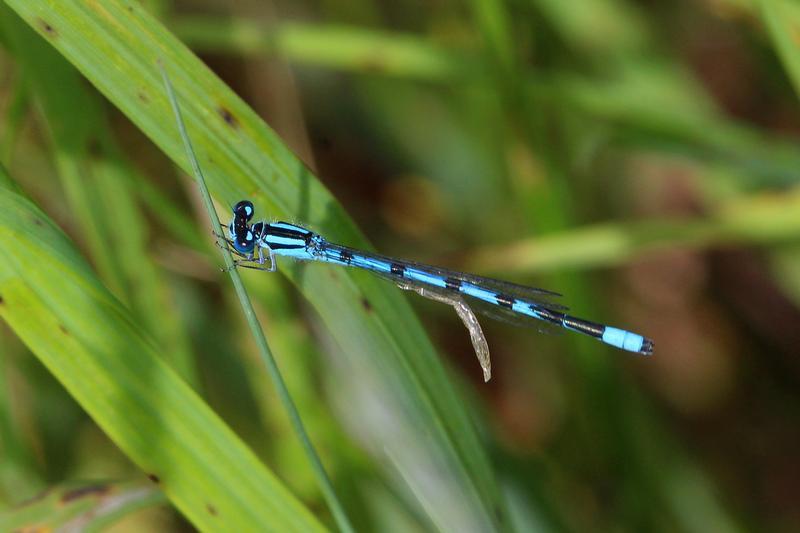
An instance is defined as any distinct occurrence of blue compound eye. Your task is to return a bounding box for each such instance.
[233,200,254,222]
[233,229,255,254]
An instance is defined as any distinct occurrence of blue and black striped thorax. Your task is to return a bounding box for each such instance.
[259,221,327,259]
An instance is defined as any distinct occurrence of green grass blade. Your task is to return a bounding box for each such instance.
[0,6,198,384]
[0,186,325,531]
[466,189,800,274]
[171,18,473,80]
[530,0,648,56]
[2,1,503,529]
[468,0,515,77]
[0,155,21,193]
[0,69,29,167]
[760,0,800,98]
[173,17,800,189]
[161,63,354,533]
[0,285,41,502]
[0,480,164,532]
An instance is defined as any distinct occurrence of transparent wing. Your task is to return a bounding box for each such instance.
[334,245,568,334]
[368,268,565,340]
[333,245,567,311]
[461,296,565,335]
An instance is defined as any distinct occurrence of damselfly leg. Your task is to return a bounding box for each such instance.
[216,236,276,272]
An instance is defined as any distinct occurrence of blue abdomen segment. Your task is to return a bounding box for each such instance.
[404,268,447,289]
[289,241,655,355]
[601,327,651,354]
[456,281,654,355]
[352,255,392,273]
[527,309,653,355]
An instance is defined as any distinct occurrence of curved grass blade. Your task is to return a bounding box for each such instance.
[171,18,473,81]
[465,190,800,274]
[161,62,354,533]
[172,17,800,189]
[0,0,506,528]
[0,185,325,532]
[0,5,198,385]
[0,480,164,532]
[761,0,800,99]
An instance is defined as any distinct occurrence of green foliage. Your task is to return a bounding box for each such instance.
[0,182,326,531]
[0,0,501,530]
[0,184,325,531]
[761,0,800,97]
[0,480,164,532]
[1,0,799,531]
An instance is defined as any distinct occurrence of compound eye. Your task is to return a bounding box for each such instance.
[233,229,255,254]
[233,200,255,222]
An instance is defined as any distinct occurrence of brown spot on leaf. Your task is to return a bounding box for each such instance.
[218,106,239,129]
[59,324,69,335]
[61,484,109,503]
[361,297,373,313]
[206,503,218,516]
[87,137,102,157]
[36,18,58,38]
[147,474,160,483]
[137,91,149,104]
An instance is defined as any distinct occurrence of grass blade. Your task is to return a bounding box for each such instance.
[160,62,354,533]
[171,18,472,80]
[174,17,800,189]
[0,4,198,384]
[0,480,164,532]
[0,183,325,531]
[465,189,800,274]
[2,1,503,529]
[761,0,800,98]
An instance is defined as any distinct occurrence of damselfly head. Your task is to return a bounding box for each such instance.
[229,200,257,254]
[232,200,254,222]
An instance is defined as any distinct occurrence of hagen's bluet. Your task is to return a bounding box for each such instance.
[223,200,653,380]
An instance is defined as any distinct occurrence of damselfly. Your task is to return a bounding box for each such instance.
[222,200,653,380]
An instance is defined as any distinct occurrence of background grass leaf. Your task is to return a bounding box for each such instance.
[2,1,798,531]
[1,0,504,529]
[0,3,198,386]
[0,184,325,531]
[0,480,164,532]
[761,0,800,98]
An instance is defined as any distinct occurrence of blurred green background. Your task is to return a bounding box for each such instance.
[1,0,800,531]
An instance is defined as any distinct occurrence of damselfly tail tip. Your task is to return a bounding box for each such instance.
[640,338,654,356]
